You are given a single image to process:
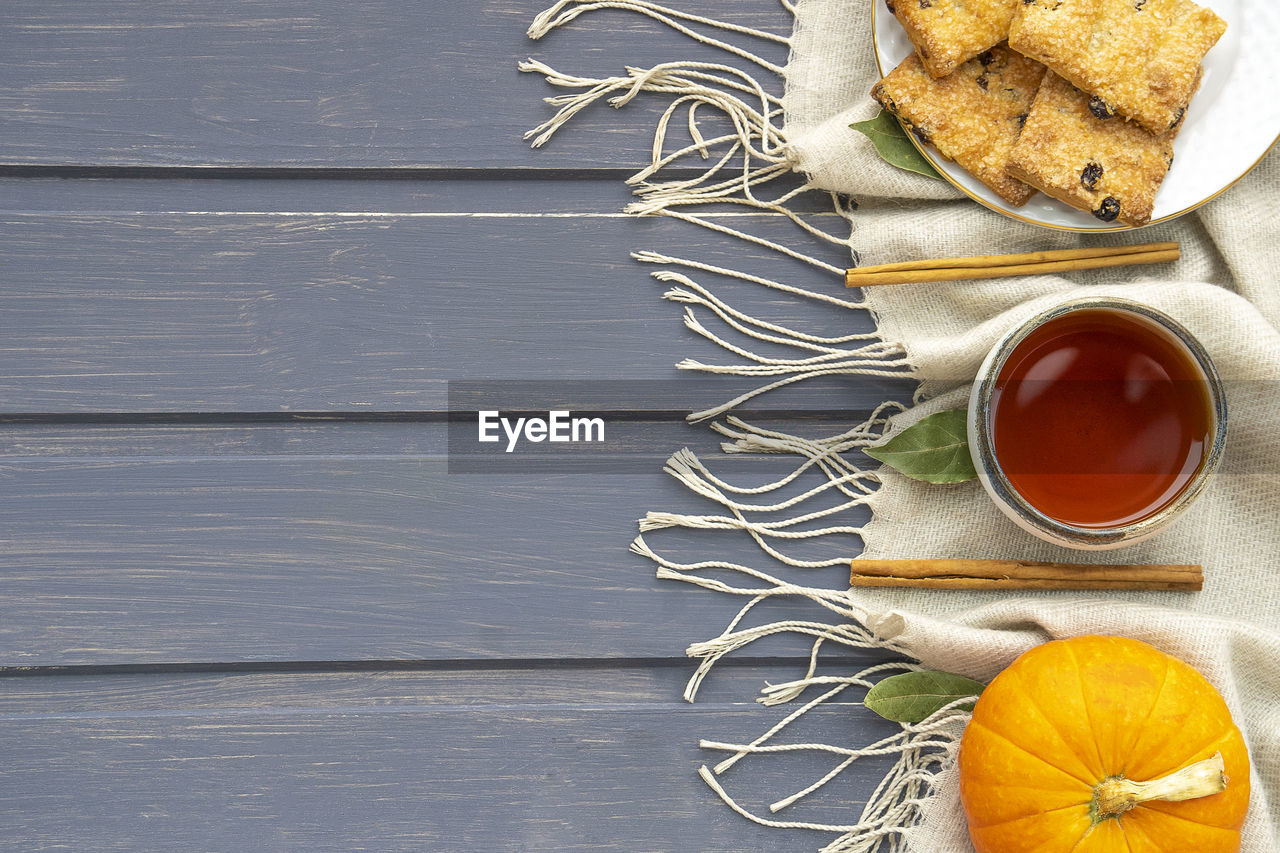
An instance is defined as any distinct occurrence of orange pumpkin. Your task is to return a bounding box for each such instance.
[958,635,1250,852]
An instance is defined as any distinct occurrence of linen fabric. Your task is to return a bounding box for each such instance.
[784,1,1280,849]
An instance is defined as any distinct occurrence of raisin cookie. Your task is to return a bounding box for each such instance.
[1009,0,1225,134]
[886,0,1021,78]
[872,46,1047,205]
[1007,72,1179,226]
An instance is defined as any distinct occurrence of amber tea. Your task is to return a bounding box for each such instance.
[989,308,1213,528]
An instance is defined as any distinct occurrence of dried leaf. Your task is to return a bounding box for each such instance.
[850,109,942,180]
[864,409,976,484]
[864,670,985,723]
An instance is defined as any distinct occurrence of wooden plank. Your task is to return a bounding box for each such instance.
[0,173,830,215]
[0,0,790,168]
[0,415,882,460]
[0,664,903,851]
[0,661,905,709]
[0,210,899,414]
[0,431,876,666]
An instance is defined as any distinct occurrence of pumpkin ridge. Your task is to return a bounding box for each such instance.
[1067,814,1136,853]
[1113,823,1136,853]
[1116,816,1168,853]
[965,800,1093,833]
[1123,804,1243,845]
[1124,654,1238,780]
[1134,728,1237,787]
[1064,825,1100,853]
[1007,660,1108,783]
[1134,799,1240,834]
[1117,652,1173,775]
[961,779,1094,828]
[963,777,1096,798]
[967,717,1098,791]
[1133,736,1247,831]
[1064,640,1111,776]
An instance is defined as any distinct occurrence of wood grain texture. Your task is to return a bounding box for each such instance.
[0,415,877,459]
[0,208,893,414]
[0,1,916,846]
[0,172,831,215]
[0,0,790,168]
[0,666,901,852]
[0,434,873,666]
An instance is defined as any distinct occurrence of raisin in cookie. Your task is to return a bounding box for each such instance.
[872,46,1047,205]
[886,0,1022,78]
[1009,0,1225,134]
[1007,72,1179,226]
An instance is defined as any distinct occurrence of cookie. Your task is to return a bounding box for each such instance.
[886,0,1021,78]
[1006,72,1178,226]
[872,46,1047,206]
[1009,0,1225,134]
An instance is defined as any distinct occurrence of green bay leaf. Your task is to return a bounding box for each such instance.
[864,408,976,484]
[849,109,942,180]
[864,670,985,724]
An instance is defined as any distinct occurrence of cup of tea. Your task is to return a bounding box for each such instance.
[967,296,1227,550]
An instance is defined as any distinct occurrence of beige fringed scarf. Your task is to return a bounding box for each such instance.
[523,1,1280,849]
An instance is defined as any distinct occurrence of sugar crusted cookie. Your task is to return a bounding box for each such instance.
[1009,0,1225,134]
[872,46,1047,206]
[1007,72,1179,226]
[886,0,1021,78]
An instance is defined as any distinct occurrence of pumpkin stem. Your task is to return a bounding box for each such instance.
[1093,753,1228,821]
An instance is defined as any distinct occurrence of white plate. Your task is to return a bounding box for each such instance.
[871,0,1280,231]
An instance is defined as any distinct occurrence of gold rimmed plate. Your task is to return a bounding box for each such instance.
[871,0,1280,231]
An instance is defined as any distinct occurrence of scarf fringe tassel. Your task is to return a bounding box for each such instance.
[523,3,944,850]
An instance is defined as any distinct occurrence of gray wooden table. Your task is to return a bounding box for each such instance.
[0,2,911,849]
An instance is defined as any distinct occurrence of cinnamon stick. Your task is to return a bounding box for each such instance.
[844,242,1180,288]
[850,558,1202,592]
